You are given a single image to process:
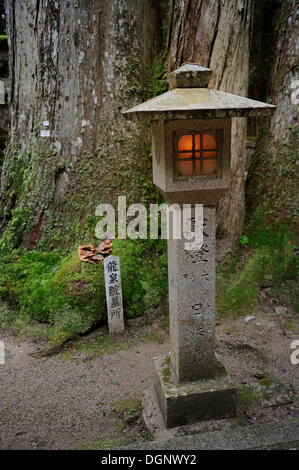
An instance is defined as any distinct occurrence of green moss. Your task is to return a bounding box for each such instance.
[237,385,261,408]
[112,392,142,419]
[247,125,299,226]
[74,435,125,450]
[271,280,299,312]
[280,319,299,332]
[0,97,160,253]
[0,137,59,252]
[164,354,171,365]
[59,320,167,361]
[0,36,167,254]
[144,54,167,99]
[161,354,171,384]
[72,391,149,450]
[161,368,171,384]
[217,220,296,317]
[259,376,273,388]
[218,249,271,317]
[0,238,168,342]
[238,125,298,317]
[214,360,227,377]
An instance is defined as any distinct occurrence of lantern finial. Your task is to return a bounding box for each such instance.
[167,63,212,89]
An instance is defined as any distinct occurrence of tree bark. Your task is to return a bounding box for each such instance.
[3,1,293,254]
[269,0,298,143]
[246,0,298,229]
[1,0,161,250]
[167,0,253,254]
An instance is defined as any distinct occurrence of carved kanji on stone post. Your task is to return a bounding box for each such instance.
[104,255,124,335]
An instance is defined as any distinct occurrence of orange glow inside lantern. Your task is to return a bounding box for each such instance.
[177,133,217,177]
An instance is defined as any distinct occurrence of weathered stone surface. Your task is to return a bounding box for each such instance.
[142,385,235,442]
[246,379,295,408]
[141,387,172,441]
[104,255,124,335]
[168,206,216,382]
[117,417,299,450]
[154,354,236,428]
[153,205,237,429]
[124,88,276,121]
[167,64,211,89]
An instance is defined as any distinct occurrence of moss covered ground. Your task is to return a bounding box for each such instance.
[217,216,297,317]
[0,238,168,344]
[73,391,148,450]
[0,205,297,346]
[0,216,297,345]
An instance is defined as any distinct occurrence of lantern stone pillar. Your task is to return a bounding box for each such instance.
[123,64,276,428]
[153,205,237,427]
[168,205,216,383]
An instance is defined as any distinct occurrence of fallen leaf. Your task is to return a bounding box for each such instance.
[78,240,112,264]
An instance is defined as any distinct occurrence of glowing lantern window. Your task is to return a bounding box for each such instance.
[177,133,218,178]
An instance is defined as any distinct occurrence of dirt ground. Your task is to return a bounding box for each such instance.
[0,301,298,450]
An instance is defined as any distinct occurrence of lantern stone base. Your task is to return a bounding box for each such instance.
[154,354,236,428]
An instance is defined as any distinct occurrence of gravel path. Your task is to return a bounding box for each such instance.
[0,331,168,449]
[1,303,298,450]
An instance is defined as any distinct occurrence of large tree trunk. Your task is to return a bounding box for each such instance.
[0,0,161,250]
[246,0,298,230]
[269,0,298,145]
[3,1,289,255]
[167,0,253,254]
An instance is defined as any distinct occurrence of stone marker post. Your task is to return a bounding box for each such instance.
[104,255,124,335]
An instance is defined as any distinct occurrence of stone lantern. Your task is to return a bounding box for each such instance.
[123,64,276,428]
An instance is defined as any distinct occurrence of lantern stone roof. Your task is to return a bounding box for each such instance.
[123,64,275,120]
[123,88,276,121]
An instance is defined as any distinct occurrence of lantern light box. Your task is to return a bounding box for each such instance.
[124,64,275,205]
